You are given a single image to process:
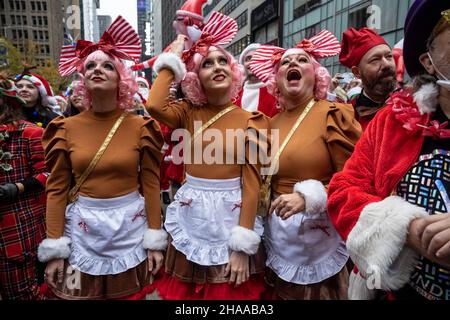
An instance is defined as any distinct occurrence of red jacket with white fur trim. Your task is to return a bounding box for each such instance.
[327,84,444,298]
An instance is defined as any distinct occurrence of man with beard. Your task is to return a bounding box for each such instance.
[339,28,397,130]
[235,43,279,117]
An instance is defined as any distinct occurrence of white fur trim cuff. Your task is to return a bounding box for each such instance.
[294,179,327,216]
[143,228,169,251]
[37,236,71,263]
[153,52,186,83]
[228,226,260,255]
[347,196,427,293]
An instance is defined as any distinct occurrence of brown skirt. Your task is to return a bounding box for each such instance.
[165,238,267,284]
[50,259,153,300]
[265,265,349,300]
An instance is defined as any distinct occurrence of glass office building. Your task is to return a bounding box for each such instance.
[283,0,416,75]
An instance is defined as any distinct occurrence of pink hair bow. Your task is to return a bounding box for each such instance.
[58,16,141,76]
[250,29,341,83]
[182,11,237,63]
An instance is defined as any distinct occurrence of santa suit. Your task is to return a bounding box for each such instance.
[327,85,450,299]
[235,82,279,118]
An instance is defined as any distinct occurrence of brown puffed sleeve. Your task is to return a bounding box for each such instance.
[326,103,362,172]
[139,117,164,229]
[240,112,271,229]
[42,117,72,239]
[145,69,189,129]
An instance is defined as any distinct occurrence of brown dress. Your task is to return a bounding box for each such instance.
[42,108,164,299]
[265,98,361,300]
[146,69,268,285]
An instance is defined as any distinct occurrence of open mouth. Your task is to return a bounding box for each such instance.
[287,69,302,81]
[213,74,226,81]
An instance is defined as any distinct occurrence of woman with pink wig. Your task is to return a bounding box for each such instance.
[249,30,361,299]
[37,16,165,300]
[146,12,268,300]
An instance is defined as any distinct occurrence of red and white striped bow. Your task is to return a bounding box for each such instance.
[182,11,237,64]
[59,16,141,76]
[249,29,340,83]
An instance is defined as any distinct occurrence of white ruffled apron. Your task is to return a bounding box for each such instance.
[165,174,264,266]
[64,191,148,276]
[265,201,349,285]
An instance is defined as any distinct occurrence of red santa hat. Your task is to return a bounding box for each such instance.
[339,27,388,68]
[136,76,151,89]
[18,73,58,108]
[176,0,212,23]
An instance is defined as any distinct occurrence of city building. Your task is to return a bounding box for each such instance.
[203,0,268,57]
[137,0,152,79]
[0,0,64,65]
[97,14,112,37]
[82,0,100,42]
[62,0,83,45]
[283,0,416,74]
[161,0,184,49]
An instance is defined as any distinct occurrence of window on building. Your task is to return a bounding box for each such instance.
[38,16,42,26]
[203,0,221,16]
[8,0,13,10]
[236,10,248,29]
[20,0,25,9]
[37,1,41,11]
[11,15,16,25]
[11,29,17,39]
[39,30,43,40]
[0,15,5,25]
[45,45,49,54]
[304,22,320,39]
[32,16,37,26]
[348,6,370,30]
[294,0,322,19]
[0,0,5,10]
[221,0,245,16]
[31,1,35,11]
[44,30,48,40]
[23,29,28,39]
[42,1,46,11]
[17,29,22,38]
[33,30,37,40]
[22,15,26,25]
[43,16,47,26]
[226,34,251,57]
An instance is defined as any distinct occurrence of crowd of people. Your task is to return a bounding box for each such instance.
[0,0,449,300]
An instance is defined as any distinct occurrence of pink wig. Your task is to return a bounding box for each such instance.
[181,46,244,106]
[266,52,331,108]
[73,50,138,110]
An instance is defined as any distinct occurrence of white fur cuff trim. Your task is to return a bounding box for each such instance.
[153,52,186,83]
[228,226,261,255]
[347,196,427,291]
[37,236,71,263]
[294,179,327,216]
[143,228,169,251]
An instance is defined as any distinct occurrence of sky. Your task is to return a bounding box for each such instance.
[97,0,138,30]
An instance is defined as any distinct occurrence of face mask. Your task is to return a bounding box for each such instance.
[428,53,450,90]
